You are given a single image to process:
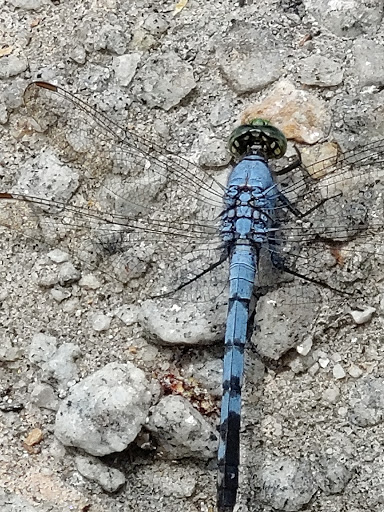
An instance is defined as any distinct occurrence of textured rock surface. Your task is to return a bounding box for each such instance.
[1,2,384,512]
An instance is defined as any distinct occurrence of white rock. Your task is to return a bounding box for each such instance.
[113,52,141,87]
[48,249,70,263]
[322,385,340,403]
[75,454,126,492]
[79,274,101,290]
[333,363,346,379]
[319,357,330,369]
[91,313,111,332]
[348,363,363,378]
[297,336,313,356]
[54,362,152,456]
[350,307,376,325]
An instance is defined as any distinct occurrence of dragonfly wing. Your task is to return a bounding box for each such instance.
[0,82,232,302]
[0,191,228,302]
[23,82,224,224]
[264,141,384,305]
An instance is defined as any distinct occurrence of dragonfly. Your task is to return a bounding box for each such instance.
[2,81,384,511]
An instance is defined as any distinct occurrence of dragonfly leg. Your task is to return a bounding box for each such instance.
[299,191,343,218]
[277,190,303,217]
[270,254,351,295]
[274,146,302,176]
[149,252,228,299]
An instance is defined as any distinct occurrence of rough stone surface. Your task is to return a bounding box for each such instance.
[54,362,152,456]
[2,2,384,512]
[75,454,126,492]
[241,80,331,144]
[260,457,318,511]
[146,395,218,459]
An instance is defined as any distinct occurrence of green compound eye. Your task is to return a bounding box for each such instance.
[228,118,287,159]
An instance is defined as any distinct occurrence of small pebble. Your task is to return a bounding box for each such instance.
[331,352,342,363]
[91,313,112,332]
[348,363,363,378]
[297,336,313,356]
[308,362,320,376]
[333,363,346,379]
[350,307,376,325]
[50,287,72,303]
[319,357,330,369]
[323,385,340,403]
[79,274,101,290]
[48,249,70,263]
[58,262,81,285]
[114,304,140,326]
[75,454,126,492]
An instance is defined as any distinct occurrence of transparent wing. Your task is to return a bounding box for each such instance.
[23,82,225,219]
[262,142,384,305]
[1,82,228,302]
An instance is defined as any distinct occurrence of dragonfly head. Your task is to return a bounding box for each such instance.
[228,118,287,160]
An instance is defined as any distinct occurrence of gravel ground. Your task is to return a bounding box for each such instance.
[2,1,384,512]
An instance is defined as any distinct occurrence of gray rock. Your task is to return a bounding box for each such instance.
[142,13,169,35]
[37,268,59,288]
[54,362,152,456]
[30,383,59,411]
[13,149,79,203]
[0,54,28,78]
[219,51,283,94]
[90,312,112,332]
[88,25,127,55]
[139,299,225,345]
[113,52,141,87]
[50,287,72,303]
[260,457,318,510]
[354,38,384,87]
[0,336,22,362]
[298,55,343,87]
[304,0,383,37]
[75,454,126,492]
[28,332,58,364]
[209,100,232,127]
[58,262,81,286]
[322,384,340,404]
[147,395,218,459]
[1,79,25,109]
[41,343,80,387]
[69,44,87,65]
[348,377,384,427]
[78,274,101,290]
[198,138,231,168]
[48,249,70,264]
[314,456,352,494]
[136,51,196,111]
[253,283,320,360]
[217,26,284,94]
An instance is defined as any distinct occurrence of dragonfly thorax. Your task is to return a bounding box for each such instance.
[222,154,278,245]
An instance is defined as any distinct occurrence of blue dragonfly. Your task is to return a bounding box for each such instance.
[2,81,384,511]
